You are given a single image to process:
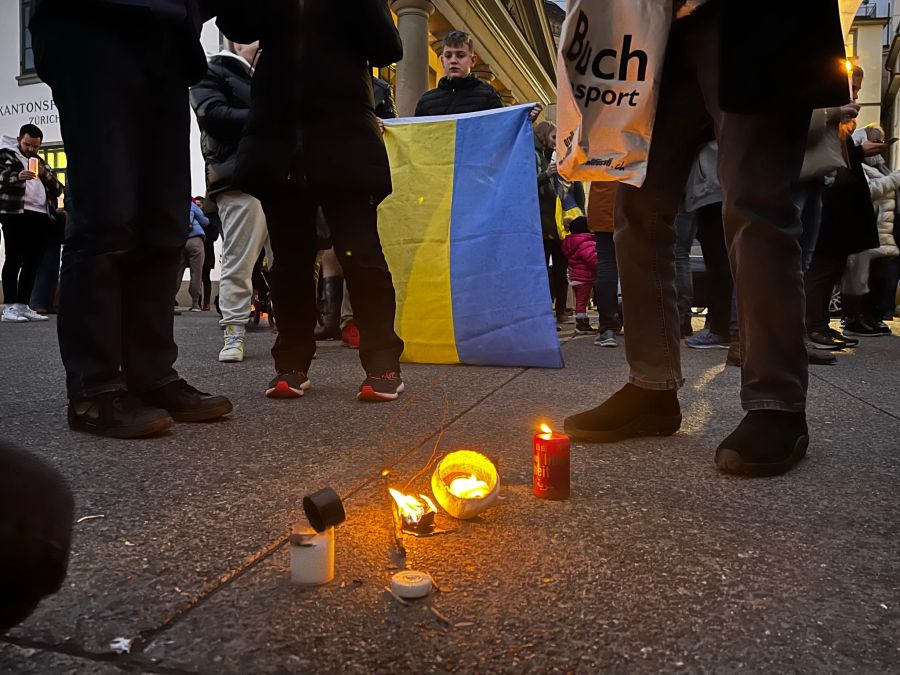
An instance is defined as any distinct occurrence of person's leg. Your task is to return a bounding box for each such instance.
[262,187,319,376]
[796,180,824,273]
[1,218,27,305]
[201,235,214,309]
[322,191,404,377]
[805,253,844,334]
[214,192,269,327]
[550,239,569,319]
[694,203,733,339]
[30,241,61,312]
[12,213,49,307]
[564,13,710,442]
[187,237,204,308]
[674,206,698,330]
[315,247,344,340]
[594,232,620,333]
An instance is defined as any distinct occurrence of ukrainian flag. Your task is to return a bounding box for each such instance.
[379,105,564,369]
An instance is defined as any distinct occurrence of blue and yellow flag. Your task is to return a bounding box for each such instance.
[379,106,563,369]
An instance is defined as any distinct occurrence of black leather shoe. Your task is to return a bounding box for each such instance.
[564,383,681,443]
[68,391,173,439]
[139,379,233,422]
[715,411,808,477]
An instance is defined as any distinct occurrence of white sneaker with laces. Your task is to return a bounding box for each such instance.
[1,305,27,322]
[219,325,246,362]
[18,305,49,321]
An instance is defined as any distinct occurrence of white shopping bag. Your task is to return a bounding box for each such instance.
[556,0,672,187]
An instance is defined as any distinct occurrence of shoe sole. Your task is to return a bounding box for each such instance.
[219,352,245,363]
[1,317,28,322]
[357,382,405,402]
[171,399,234,422]
[715,435,809,477]
[564,413,682,443]
[69,415,174,439]
[809,342,841,350]
[266,380,310,399]
[686,343,730,350]
[595,340,617,348]
[842,330,885,337]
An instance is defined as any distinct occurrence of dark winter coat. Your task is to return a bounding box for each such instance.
[718,0,849,114]
[190,53,252,194]
[30,0,214,85]
[373,77,397,120]
[534,142,558,239]
[818,137,879,258]
[216,0,402,201]
[414,75,503,117]
[561,232,598,284]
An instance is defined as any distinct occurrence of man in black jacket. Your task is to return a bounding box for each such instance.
[30,0,232,438]
[564,0,851,477]
[190,40,270,364]
[415,30,542,120]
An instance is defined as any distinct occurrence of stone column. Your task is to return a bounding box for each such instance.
[391,0,435,116]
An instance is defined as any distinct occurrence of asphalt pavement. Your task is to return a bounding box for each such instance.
[1,312,898,674]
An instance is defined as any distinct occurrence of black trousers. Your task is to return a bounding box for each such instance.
[804,253,845,333]
[1,211,50,305]
[202,235,215,307]
[33,13,190,399]
[593,232,620,332]
[261,185,404,375]
[695,203,735,338]
[543,238,569,317]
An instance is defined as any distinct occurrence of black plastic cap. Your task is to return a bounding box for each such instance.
[302,487,346,532]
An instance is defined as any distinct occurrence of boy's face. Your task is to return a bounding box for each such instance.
[441,43,476,79]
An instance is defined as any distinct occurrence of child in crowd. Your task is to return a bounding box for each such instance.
[561,216,598,334]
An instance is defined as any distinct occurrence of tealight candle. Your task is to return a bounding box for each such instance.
[533,423,570,500]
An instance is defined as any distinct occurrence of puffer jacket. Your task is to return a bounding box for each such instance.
[190,51,253,194]
[561,232,597,283]
[841,158,900,296]
[860,160,900,258]
[414,74,503,117]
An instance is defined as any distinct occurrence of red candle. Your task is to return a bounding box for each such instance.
[533,424,570,500]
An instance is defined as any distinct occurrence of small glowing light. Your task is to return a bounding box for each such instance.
[418,196,425,204]
[540,423,553,435]
[845,59,854,74]
[448,474,489,499]
[381,468,391,477]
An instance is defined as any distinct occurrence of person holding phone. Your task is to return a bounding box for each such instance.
[0,124,61,323]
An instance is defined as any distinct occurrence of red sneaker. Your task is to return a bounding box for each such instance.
[341,321,360,349]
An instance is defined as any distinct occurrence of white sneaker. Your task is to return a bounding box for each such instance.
[18,305,49,322]
[1,305,27,322]
[219,325,246,362]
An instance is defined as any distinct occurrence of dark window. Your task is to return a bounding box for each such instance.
[21,0,35,76]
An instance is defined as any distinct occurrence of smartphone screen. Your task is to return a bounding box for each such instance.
[27,157,39,174]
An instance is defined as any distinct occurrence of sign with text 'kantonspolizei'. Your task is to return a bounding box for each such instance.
[556,0,672,187]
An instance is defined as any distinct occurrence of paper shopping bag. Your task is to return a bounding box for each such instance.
[556,0,672,187]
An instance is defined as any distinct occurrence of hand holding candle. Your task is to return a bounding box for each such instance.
[533,423,570,500]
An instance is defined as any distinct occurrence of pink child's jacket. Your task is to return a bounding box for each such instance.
[561,232,598,284]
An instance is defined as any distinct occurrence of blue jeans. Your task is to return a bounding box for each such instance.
[794,180,824,272]
[594,232,619,332]
[30,243,61,311]
[674,206,698,322]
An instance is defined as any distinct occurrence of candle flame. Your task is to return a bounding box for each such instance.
[845,59,854,74]
[540,423,553,435]
[389,488,436,524]
[448,474,489,499]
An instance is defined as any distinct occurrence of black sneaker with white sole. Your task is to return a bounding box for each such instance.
[266,371,311,399]
[843,319,884,337]
[358,370,404,402]
[68,391,173,439]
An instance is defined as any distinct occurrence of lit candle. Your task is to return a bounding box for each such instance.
[533,423,570,500]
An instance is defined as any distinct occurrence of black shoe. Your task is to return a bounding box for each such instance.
[842,319,883,337]
[681,316,694,338]
[807,344,837,365]
[358,370,404,402]
[870,320,892,336]
[314,277,343,341]
[266,371,310,399]
[826,327,858,347]
[138,379,233,422]
[726,341,742,367]
[574,317,596,334]
[68,391,173,439]
[715,410,808,477]
[563,383,682,443]
[807,331,842,350]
